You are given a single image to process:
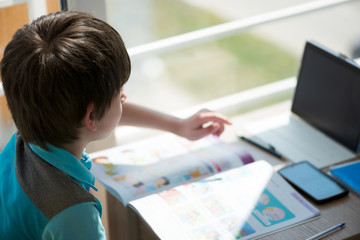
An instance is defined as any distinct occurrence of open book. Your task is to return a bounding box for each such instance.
[90,134,253,205]
[130,160,320,240]
[90,134,320,239]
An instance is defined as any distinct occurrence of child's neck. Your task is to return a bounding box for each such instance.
[61,141,87,160]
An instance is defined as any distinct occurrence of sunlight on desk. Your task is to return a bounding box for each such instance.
[130,160,319,239]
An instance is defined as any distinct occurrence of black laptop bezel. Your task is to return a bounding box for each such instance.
[291,40,360,152]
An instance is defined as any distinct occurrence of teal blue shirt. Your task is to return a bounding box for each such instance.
[0,133,106,239]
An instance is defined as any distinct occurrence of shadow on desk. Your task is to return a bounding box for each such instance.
[107,191,159,240]
[346,234,360,240]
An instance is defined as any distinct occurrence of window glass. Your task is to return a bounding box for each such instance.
[1,0,359,149]
[85,0,359,112]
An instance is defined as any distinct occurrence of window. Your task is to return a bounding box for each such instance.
[1,0,359,149]
[66,0,360,113]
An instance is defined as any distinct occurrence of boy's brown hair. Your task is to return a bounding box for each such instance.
[0,11,131,149]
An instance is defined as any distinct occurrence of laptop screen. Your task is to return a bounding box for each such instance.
[291,40,360,152]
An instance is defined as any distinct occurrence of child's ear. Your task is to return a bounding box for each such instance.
[84,102,97,131]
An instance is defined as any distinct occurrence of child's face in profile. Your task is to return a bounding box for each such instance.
[94,89,127,140]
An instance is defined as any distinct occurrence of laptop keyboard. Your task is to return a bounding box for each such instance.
[244,113,355,168]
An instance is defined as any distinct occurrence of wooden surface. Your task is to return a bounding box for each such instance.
[102,101,360,239]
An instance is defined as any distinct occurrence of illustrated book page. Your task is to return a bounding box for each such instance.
[130,160,320,240]
[90,134,254,205]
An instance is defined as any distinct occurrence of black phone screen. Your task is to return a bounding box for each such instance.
[278,161,348,204]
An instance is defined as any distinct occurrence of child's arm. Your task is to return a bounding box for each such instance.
[119,102,232,140]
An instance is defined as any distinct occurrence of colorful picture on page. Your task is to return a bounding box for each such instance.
[220,215,256,239]
[174,204,206,228]
[201,195,230,217]
[92,156,118,176]
[192,225,222,240]
[113,135,216,165]
[185,181,213,196]
[252,189,295,227]
[193,149,232,172]
[158,189,187,206]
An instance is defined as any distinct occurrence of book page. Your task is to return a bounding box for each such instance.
[90,134,253,205]
[130,160,320,240]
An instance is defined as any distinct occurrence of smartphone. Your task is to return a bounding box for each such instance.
[278,161,349,204]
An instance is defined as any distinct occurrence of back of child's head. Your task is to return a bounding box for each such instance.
[0,11,131,149]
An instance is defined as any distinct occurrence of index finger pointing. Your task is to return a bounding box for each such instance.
[197,112,232,125]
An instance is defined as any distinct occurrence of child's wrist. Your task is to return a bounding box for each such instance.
[170,117,184,137]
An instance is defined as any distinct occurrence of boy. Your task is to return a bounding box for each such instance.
[0,11,230,239]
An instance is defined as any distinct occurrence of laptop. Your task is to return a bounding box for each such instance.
[244,40,360,168]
